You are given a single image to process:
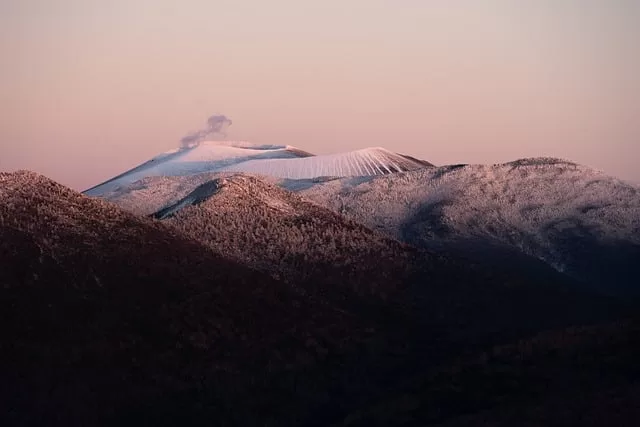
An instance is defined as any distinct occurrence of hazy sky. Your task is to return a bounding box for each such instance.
[1,0,639,189]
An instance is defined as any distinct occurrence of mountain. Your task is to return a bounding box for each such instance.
[2,170,638,426]
[95,152,640,295]
[95,170,620,345]
[151,174,421,299]
[0,171,387,425]
[294,158,640,295]
[85,141,431,196]
[84,141,313,196]
[102,170,607,335]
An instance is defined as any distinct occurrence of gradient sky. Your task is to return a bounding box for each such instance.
[1,0,639,189]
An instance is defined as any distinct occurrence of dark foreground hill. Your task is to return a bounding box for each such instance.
[1,171,639,426]
[337,319,640,427]
[0,171,387,425]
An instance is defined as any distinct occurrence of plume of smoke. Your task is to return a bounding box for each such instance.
[180,114,233,148]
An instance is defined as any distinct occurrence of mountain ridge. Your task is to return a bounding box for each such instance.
[2,169,637,426]
[149,173,424,299]
[296,158,640,295]
[88,150,640,295]
[84,142,432,196]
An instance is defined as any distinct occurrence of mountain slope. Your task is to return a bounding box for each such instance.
[85,142,431,196]
[224,147,433,179]
[338,318,640,427]
[100,170,589,305]
[295,158,640,295]
[85,141,312,196]
[131,172,618,344]
[146,173,640,426]
[150,174,422,299]
[0,171,382,425]
[4,170,635,426]
[95,172,227,215]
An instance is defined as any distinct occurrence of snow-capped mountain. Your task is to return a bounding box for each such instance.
[84,141,312,196]
[86,143,640,295]
[85,141,431,196]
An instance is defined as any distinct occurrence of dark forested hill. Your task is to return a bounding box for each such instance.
[2,170,638,426]
[0,171,384,425]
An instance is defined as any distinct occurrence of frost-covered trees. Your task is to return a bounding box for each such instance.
[159,175,420,299]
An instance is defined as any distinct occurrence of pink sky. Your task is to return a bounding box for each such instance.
[1,1,639,189]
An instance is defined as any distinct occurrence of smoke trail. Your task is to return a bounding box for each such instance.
[180,114,233,147]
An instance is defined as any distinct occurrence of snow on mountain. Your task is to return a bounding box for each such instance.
[224,147,432,179]
[85,141,312,196]
[96,172,233,215]
[84,142,431,196]
[86,144,639,294]
[294,158,640,295]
